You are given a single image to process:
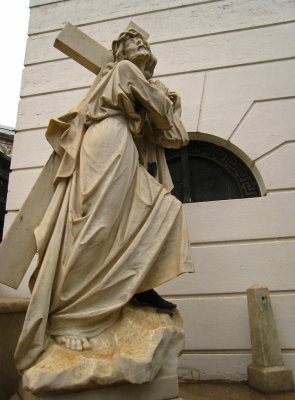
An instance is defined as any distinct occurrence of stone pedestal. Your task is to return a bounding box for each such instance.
[18,375,180,400]
[248,364,293,393]
[18,304,184,399]
[13,392,183,400]
[247,285,294,393]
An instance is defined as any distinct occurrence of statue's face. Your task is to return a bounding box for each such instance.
[123,36,150,64]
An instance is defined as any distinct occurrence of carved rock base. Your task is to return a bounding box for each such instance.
[21,304,184,396]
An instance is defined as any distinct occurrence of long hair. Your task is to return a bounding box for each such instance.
[112,29,157,80]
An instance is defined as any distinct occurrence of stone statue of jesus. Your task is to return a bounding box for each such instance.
[14,28,194,375]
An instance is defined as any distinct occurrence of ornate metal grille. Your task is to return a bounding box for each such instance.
[165,140,261,203]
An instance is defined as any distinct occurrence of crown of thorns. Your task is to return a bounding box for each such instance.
[112,29,151,59]
[112,29,157,79]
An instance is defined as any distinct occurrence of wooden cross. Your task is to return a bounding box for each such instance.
[0,21,149,288]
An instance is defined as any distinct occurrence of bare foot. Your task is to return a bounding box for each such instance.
[55,335,91,351]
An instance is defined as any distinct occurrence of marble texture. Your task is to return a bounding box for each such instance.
[0,25,194,400]
[0,153,59,288]
[54,22,112,74]
[21,304,184,395]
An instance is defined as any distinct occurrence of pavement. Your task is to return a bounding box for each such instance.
[179,382,295,400]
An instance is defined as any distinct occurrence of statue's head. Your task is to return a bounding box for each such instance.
[112,29,157,80]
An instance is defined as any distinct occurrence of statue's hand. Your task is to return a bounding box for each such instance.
[55,335,91,351]
[150,79,169,96]
[168,91,182,116]
[149,80,182,117]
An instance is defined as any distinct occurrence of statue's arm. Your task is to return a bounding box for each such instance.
[143,80,189,149]
[115,60,174,131]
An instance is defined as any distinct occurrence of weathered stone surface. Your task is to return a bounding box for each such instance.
[248,364,294,393]
[54,23,112,75]
[19,376,180,400]
[22,304,184,395]
[0,297,28,400]
[231,98,295,161]
[185,191,295,244]
[248,285,283,367]
[198,59,295,141]
[22,24,295,97]
[0,153,59,289]
[0,296,29,313]
[247,285,294,393]
[256,143,295,191]
[28,0,295,37]
[11,30,194,390]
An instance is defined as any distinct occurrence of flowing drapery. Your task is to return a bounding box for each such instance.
[15,60,194,371]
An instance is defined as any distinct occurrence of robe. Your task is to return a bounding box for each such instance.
[15,60,194,371]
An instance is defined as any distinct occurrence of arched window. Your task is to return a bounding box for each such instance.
[165,140,261,203]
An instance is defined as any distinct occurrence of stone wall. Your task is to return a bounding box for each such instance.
[0,127,14,242]
[0,297,28,399]
[2,0,295,381]
[0,129,14,157]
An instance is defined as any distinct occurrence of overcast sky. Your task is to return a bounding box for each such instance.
[0,1,30,128]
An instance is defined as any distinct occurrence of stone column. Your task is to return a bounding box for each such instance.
[247,284,294,393]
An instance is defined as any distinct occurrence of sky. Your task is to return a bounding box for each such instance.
[0,1,30,128]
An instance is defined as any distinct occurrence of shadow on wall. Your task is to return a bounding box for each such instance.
[0,298,29,399]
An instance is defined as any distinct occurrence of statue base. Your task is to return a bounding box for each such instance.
[17,375,180,400]
[18,304,184,398]
[248,364,294,393]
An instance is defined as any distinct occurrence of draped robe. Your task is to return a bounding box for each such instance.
[15,60,194,371]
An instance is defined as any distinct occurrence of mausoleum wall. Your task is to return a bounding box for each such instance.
[2,0,295,381]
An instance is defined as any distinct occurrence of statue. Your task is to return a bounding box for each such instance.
[2,25,194,398]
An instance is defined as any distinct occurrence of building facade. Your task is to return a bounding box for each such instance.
[1,0,295,381]
[0,125,14,241]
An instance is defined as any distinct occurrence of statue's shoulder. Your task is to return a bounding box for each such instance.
[115,59,140,74]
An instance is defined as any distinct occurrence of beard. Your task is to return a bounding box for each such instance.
[126,48,150,65]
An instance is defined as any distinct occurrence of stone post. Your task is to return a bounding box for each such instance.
[247,284,294,393]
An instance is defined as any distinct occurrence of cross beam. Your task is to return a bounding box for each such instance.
[54,21,149,74]
[54,23,113,74]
